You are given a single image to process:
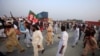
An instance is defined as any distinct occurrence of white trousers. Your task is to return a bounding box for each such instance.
[32,43,44,56]
[72,36,79,46]
[56,44,67,56]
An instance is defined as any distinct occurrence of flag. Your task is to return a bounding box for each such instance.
[28,10,38,24]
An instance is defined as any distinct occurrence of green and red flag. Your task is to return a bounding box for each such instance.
[28,10,38,24]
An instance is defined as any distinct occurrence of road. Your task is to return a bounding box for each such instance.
[0,28,100,56]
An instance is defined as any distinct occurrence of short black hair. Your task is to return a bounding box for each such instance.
[61,26,65,31]
[32,24,39,30]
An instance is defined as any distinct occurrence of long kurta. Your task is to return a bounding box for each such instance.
[6,28,19,46]
[56,31,69,56]
[21,29,32,47]
[46,25,53,45]
[6,28,24,52]
[82,37,98,56]
[72,27,79,46]
[32,30,44,56]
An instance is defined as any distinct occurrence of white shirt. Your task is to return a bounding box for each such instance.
[56,31,68,56]
[60,31,68,46]
[32,30,43,45]
[14,24,18,29]
[0,29,6,37]
[73,28,79,38]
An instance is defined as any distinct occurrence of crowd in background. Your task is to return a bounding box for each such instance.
[0,16,100,56]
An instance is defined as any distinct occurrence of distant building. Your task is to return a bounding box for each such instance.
[66,19,83,23]
[37,11,48,19]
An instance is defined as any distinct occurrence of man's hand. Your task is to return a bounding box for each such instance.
[59,50,62,54]
[30,39,32,41]
[37,45,40,48]
[58,37,61,39]
[59,45,64,54]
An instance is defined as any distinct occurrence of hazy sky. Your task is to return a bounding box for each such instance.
[0,0,100,21]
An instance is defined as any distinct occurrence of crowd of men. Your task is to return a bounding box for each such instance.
[0,17,100,56]
[58,21,100,56]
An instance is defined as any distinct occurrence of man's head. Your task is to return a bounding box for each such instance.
[32,24,39,32]
[61,26,65,31]
[5,22,13,28]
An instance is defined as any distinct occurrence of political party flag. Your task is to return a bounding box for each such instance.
[28,10,38,24]
[28,10,35,21]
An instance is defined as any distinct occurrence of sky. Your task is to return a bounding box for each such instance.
[0,0,100,21]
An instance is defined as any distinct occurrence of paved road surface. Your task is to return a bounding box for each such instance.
[0,28,100,56]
